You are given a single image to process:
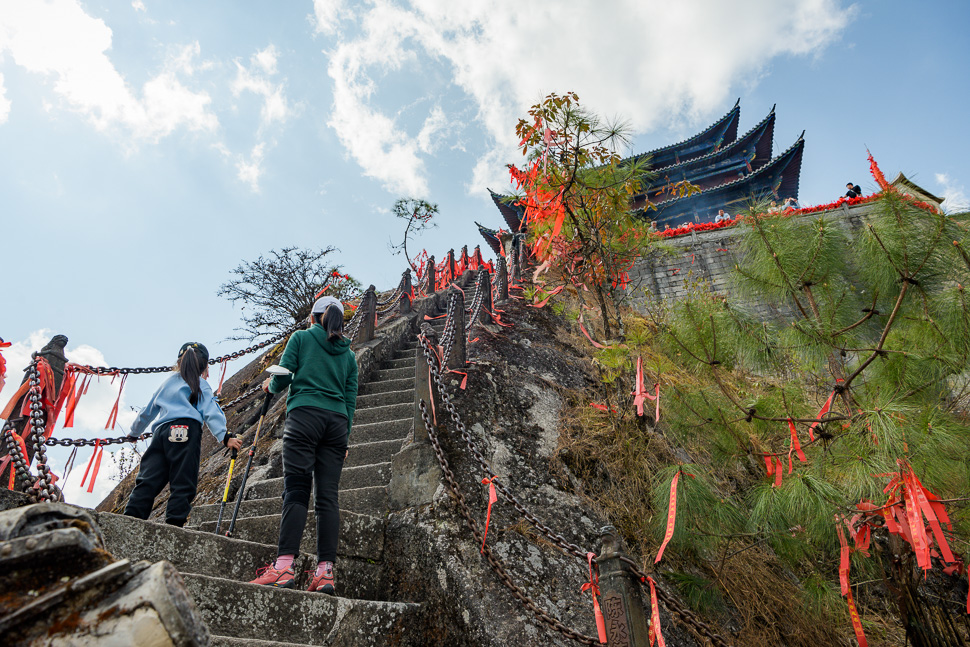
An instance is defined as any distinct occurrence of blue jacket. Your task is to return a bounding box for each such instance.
[130,374,228,442]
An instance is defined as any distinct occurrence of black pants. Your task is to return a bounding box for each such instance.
[124,418,202,526]
[277,406,348,563]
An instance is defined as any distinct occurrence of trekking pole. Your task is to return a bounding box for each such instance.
[225,390,274,537]
[214,443,238,535]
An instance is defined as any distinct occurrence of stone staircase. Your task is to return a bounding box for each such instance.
[91,290,466,645]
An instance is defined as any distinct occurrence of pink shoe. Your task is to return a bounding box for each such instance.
[307,569,335,595]
[250,563,296,588]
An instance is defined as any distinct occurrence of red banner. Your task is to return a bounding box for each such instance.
[646,576,666,647]
[654,471,680,564]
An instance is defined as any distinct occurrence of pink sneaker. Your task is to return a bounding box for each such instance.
[307,569,335,595]
[250,563,296,588]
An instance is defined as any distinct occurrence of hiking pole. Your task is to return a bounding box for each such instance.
[225,387,276,537]
[214,442,238,535]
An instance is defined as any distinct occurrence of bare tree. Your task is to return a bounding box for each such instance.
[389,198,438,272]
[218,247,360,340]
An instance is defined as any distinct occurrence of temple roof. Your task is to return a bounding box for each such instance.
[488,189,525,232]
[890,172,945,207]
[475,221,504,256]
[636,107,776,203]
[623,99,741,170]
[646,133,805,227]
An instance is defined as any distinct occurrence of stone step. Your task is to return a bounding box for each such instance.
[357,388,412,409]
[352,419,411,445]
[374,367,413,382]
[246,462,392,500]
[212,636,313,647]
[347,437,406,468]
[195,509,385,561]
[182,574,423,646]
[360,377,413,395]
[97,512,277,583]
[354,402,412,426]
[382,357,413,370]
[191,486,388,524]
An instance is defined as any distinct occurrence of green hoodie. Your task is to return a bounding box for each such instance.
[268,325,359,431]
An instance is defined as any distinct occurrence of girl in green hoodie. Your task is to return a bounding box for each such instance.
[249,296,358,594]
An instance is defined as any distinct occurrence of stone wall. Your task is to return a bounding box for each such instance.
[626,201,881,317]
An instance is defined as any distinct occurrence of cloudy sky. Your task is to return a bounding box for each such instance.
[2,0,968,506]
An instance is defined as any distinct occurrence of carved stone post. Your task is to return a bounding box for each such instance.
[495,256,509,302]
[446,249,457,284]
[425,256,436,295]
[597,526,651,646]
[399,270,413,315]
[478,269,492,325]
[414,323,436,441]
[472,245,484,270]
[354,285,377,344]
[445,289,466,370]
[460,245,469,271]
[510,246,521,283]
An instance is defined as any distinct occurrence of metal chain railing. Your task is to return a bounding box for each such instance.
[376,271,409,307]
[620,556,733,647]
[417,396,602,646]
[419,333,590,562]
[465,271,488,332]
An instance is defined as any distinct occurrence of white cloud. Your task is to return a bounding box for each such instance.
[0,329,144,508]
[236,142,266,192]
[132,0,146,12]
[312,0,348,35]
[935,172,969,213]
[324,0,854,195]
[231,44,293,128]
[0,72,9,124]
[0,0,217,141]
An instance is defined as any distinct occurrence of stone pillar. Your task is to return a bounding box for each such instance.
[510,246,521,283]
[398,270,412,315]
[354,285,377,344]
[425,256,436,295]
[472,245,485,270]
[475,269,492,327]
[445,289,466,370]
[413,323,436,441]
[495,256,509,302]
[460,245,469,271]
[446,250,457,284]
[596,526,651,646]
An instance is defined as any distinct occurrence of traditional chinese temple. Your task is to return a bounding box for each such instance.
[479,100,805,253]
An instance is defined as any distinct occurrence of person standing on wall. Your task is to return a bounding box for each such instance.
[249,296,358,594]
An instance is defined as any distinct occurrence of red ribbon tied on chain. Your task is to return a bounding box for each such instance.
[580,552,607,644]
[480,476,499,553]
[646,576,666,647]
[80,439,104,493]
[104,373,128,430]
[216,359,229,396]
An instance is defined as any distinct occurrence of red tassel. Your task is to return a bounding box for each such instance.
[480,476,499,553]
[655,471,680,564]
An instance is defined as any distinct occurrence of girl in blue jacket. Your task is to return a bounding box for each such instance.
[124,342,242,527]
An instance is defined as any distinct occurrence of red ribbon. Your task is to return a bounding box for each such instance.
[807,390,835,442]
[773,457,783,488]
[788,419,807,468]
[80,439,103,493]
[104,373,127,430]
[578,312,607,349]
[580,553,607,644]
[845,587,868,646]
[480,476,499,553]
[655,471,681,564]
[646,576,666,647]
[836,515,851,596]
[216,359,228,396]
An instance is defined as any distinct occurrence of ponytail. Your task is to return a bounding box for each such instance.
[320,304,344,342]
[178,347,204,405]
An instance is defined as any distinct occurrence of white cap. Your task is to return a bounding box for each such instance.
[311,295,344,316]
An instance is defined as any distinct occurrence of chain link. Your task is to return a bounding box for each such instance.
[619,556,734,647]
[465,271,488,332]
[417,396,602,646]
[419,334,590,562]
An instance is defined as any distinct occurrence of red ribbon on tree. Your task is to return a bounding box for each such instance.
[807,390,835,442]
[480,476,499,553]
[787,419,807,469]
[580,552,608,644]
[632,357,660,422]
[655,471,681,564]
[646,576,666,647]
[846,588,868,646]
[577,312,607,349]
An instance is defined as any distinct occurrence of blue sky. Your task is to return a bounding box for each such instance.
[1,0,968,506]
